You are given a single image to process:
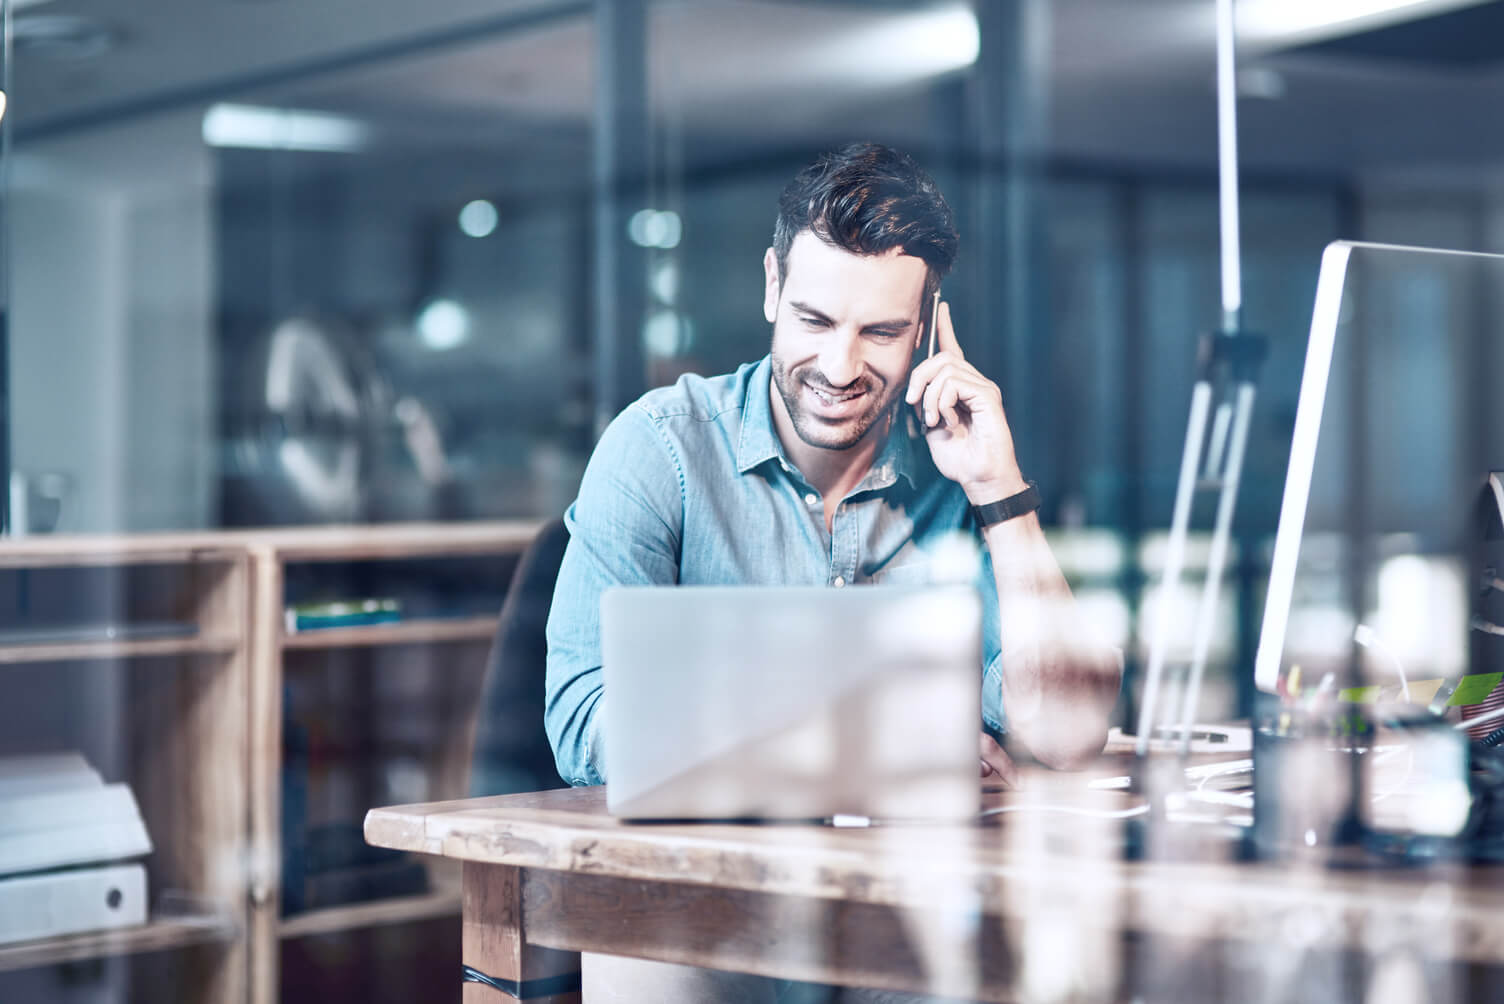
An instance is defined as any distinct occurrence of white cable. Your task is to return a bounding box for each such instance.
[1194,758,1254,793]
[978,802,1149,820]
[1353,623,1410,702]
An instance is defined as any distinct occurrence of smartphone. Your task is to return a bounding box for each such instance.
[925,288,942,359]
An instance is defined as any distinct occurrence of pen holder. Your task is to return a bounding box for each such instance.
[1248,702,1370,861]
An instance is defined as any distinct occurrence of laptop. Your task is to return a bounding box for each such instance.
[601,584,983,821]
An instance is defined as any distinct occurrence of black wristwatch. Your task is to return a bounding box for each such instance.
[971,480,1041,528]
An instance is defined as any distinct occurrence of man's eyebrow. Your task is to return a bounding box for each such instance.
[788,301,914,332]
[788,301,833,322]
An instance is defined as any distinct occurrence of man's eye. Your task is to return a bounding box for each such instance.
[799,316,827,328]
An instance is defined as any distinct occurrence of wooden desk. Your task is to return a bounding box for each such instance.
[365,784,1504,1003]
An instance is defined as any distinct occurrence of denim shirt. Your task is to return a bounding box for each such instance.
[544,356,1006,786]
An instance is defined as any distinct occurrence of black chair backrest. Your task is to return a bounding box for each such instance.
[469,517,570,795]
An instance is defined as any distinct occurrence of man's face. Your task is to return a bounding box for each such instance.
[763,231,928,454]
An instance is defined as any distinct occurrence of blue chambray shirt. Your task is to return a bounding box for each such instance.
[544,356,1006,786]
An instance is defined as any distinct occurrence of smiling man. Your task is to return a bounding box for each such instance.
[548,140,1117,783]
[543,142,1121,999]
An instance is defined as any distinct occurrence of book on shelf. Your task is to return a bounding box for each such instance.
[0,753,154,945]
[284,598,402,633]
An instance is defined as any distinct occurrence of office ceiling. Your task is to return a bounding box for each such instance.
[1296,0,1504,69]
[11,0,1504,187]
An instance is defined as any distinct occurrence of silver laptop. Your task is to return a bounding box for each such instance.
[601,584,983,821]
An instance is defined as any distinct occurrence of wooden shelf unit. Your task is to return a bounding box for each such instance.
[0,540,252,1003]
[0,521,540,1004]
[245,521,538,1004]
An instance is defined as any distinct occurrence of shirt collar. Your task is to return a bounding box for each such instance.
[736,355,921,492]
[735,356,785,475]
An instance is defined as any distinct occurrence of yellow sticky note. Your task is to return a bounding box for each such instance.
[1407,678,1444,705]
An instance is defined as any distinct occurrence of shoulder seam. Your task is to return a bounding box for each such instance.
[630,402,688,547]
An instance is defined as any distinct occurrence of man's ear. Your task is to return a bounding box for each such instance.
[762,248,780,324]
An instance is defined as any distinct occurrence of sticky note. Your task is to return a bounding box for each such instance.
[1406,678,1445,705]
[1448,673,1504,707]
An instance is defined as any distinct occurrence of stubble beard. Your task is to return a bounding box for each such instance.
[770,355,899,453]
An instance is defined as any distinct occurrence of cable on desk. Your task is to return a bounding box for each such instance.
[979,802,1150,820]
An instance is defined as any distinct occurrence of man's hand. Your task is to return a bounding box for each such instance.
[904,302,1026,504]
[979,732,1017,788]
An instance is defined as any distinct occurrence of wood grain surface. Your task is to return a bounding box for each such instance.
[367,783,1504,966]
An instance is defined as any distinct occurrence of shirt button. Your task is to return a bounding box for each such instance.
[804,493,818,505]
[833,576,846,588]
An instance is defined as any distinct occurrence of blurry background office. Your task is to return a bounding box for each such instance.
[3,0,1504,1000]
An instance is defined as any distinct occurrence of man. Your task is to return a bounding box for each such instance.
[545,143,1120,1001]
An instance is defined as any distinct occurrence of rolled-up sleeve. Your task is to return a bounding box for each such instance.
[544,405,685,786]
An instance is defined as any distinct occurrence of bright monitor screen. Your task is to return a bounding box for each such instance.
[1256,241,1504,701]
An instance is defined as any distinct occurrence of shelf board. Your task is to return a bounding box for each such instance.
[0,634,241,665]
[0,520,542,567]
[278,890,461,940]
[281,616,496,650]
[0,910,237,972]
[253,521,542,562]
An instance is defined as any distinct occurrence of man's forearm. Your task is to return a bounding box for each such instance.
[982,512,1121,769]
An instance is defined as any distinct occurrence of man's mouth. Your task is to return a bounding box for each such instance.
[804,381,868,417]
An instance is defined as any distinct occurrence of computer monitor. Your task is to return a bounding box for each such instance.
[1256,241,1504,708]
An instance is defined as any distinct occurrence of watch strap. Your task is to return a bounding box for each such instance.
[971,481,1041,528]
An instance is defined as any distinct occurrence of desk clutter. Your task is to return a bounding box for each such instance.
[0,752,152,944]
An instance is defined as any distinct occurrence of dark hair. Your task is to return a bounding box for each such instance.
[772,142,958,302]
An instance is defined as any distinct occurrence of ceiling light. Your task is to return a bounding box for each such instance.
[458,200,499,239]
[0,93,7,125]
[1238,0,1489,41]
[627,209,682,249]
[202,103,368,153]
[416,299,470,351]
[836,5,980,83]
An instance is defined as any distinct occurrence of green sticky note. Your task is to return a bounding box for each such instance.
[1448,673,1504,707]
[1339,686,1380,704]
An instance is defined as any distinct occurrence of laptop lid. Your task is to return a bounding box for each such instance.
[601,584,982,821]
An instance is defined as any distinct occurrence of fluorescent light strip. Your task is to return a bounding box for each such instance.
[1253,242,1352,693]
[1239,0,1489,40]
[202,103,368,153]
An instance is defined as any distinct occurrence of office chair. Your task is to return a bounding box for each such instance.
[468,517,570,796]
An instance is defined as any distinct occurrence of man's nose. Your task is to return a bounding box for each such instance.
[817,331,863,387]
